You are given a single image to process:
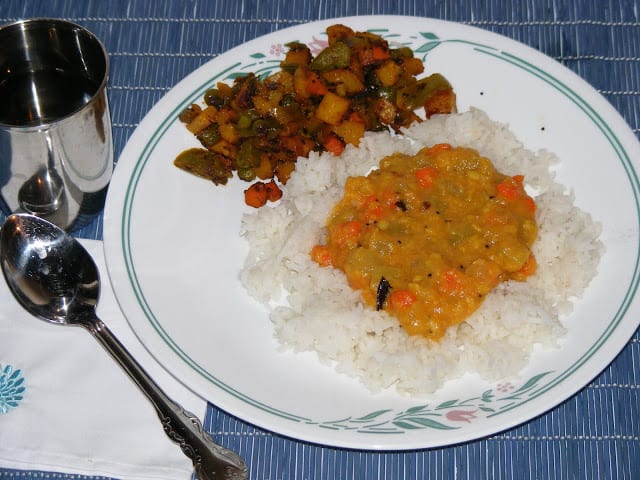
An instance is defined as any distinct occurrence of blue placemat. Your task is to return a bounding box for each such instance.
[1,1,639,479]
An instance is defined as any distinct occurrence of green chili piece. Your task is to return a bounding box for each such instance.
[377,86,397,102]
[251,118,281,137]
[173,148,232,185]
[397,73,453,111]
[236,141,260,169]
[204,88,227,108]
[390,47,414,59]
[237,167,256,182]
[196,124,220,150]
[310,41,351,72]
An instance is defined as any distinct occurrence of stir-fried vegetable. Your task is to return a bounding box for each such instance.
[174,24,457,207]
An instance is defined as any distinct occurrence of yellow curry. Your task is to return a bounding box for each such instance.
[311,144,538,341]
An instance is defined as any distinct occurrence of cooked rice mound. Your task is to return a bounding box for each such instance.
[239,109,603,395]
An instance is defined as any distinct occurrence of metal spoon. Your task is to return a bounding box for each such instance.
[0,213,249,480]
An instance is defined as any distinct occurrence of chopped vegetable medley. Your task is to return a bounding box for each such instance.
[174,24,456,207]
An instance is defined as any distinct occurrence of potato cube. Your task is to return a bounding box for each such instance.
[315,92,351,125]
[375,60,403,87]
[332,120,365,146]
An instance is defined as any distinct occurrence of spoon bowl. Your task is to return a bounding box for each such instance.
[0,213,248,480]
[0,211,97,324]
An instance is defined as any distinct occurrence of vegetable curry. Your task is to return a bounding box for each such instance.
[174,24,456,208]
[311,144,538,341]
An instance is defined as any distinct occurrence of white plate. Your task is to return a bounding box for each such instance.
[103,15,640,450]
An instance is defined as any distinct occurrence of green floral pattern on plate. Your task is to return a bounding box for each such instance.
[307,372,553,433]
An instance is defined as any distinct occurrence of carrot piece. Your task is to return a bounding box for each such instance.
[358,45,390,66]
[244,180,283,208]
[360,194,385,221]
[497,175,529,202]
[341,220,363,239]
[306,71,329,96]
[438,269,463,293]
[331,220,363,247]
[364,204,385,222]
[380,190,400,208]
[264,180,283,202]
[524,195,537,213]
[372,45,390,61]
[244,182,268,208]
[389,289,417,309]
[348,111,365,123]
[310,245,332,267]
[425,143,452,156]
[324,133,346,155]
[496,179,520,201]
[416,166,438,188]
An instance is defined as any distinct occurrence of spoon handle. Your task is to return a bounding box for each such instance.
[86,316,249,480]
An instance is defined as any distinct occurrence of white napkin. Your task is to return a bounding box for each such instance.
[0,239,205,479]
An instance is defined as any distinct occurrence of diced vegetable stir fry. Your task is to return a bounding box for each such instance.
[174,24,457,207]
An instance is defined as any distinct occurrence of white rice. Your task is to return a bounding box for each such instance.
[239,108,604,395]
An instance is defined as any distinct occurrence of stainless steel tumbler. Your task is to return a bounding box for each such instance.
[0,18,113,229]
